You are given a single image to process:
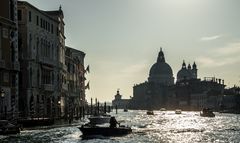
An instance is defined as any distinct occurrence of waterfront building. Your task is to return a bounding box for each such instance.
[173,77,225,111]
[45,6,67,119]
[65,46,86,118]
[221,86,240,113]
[129,48,225,111]
[0,0,19,121]
[17,1,66,119]
[112,89,130,109]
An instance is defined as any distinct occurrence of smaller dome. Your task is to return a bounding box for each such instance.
[115,89,122,100]
[177,68,192,81]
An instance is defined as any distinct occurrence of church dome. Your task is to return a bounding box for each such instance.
[177,61,193,82]
[177,68,192,80]
[149,62,173,76]
[148,48,174,85]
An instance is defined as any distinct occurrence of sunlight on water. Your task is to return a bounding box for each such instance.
[1,110,240,143]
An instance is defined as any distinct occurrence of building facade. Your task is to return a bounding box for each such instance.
[172,77,225,111]
[221,86,240,113]
[112,90,130,109]
[65,46,86,118]
[45,7,67,119]
[0,0,19,121]
[17,1,65,119]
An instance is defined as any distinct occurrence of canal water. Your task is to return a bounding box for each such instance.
[1,110,240,143]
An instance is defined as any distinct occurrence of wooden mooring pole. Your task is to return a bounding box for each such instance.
[90,98,93,115]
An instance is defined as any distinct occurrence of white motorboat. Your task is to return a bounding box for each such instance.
[175,109,182,114]
[88,114,111,125]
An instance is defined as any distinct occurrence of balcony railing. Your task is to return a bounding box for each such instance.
[42,84,54,91]
[62,84,68,91]
[0,60,5,68]
[12,61,20,71]
[59,63,67,71]
[69,92,79,97]
[39,57,55,66]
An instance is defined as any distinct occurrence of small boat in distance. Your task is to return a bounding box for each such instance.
[79,124,132,137]
[175,109,182,114]
[200,108,215,117]
[146,110,154,115]
[160,108,166,111]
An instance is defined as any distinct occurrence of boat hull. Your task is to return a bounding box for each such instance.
[146,111,154,115]
[79,126,132,137]
[0,120,20,135]
[200,112,215,117]
[200,108,215,117]
[0,128,20,135]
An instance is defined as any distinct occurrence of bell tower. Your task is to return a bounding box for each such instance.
[192,62,197,79]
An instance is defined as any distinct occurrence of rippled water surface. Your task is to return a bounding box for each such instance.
[1,110,240,143]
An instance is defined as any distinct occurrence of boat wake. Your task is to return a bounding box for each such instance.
[81,135,108,140]
[129,124,148,130]
[169,128,205,133]
[216,127,240,132]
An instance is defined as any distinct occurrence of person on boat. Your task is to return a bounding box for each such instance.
[109,116,119,128]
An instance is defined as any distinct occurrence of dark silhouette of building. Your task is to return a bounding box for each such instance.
[129,48,225,111]
[17,1,65,119]
[172,77,225,111]
[129,48,174,110]
[221,86,240,113]
[0,0,19,121]
[112,89,129,109]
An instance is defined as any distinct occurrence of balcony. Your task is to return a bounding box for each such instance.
[39,57,55,66]
[62,84,68,91]
[69,92,79,97]
[42,84,54,92]
[0,60,6,69]
[59,63,67,71]
[11,87,17,94]
[12,61,20,71]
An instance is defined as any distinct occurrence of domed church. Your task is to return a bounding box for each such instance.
[177,60,197,82]
[129,48,174,109]
[148,48,174,85]
[128,48,225,111]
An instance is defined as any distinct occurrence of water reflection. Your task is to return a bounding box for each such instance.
[0,110,240,143]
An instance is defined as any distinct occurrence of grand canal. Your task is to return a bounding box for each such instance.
[1,110,240,143]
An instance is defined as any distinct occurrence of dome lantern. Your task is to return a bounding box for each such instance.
[188,63,191,70]
[193,62,197,69]
[157,47,165,63]
[182,60,186,69]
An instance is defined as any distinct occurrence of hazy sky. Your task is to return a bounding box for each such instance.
[23,0,240,102]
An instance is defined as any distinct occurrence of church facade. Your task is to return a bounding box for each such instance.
[129,48,225,111]
[112,90,130,109]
